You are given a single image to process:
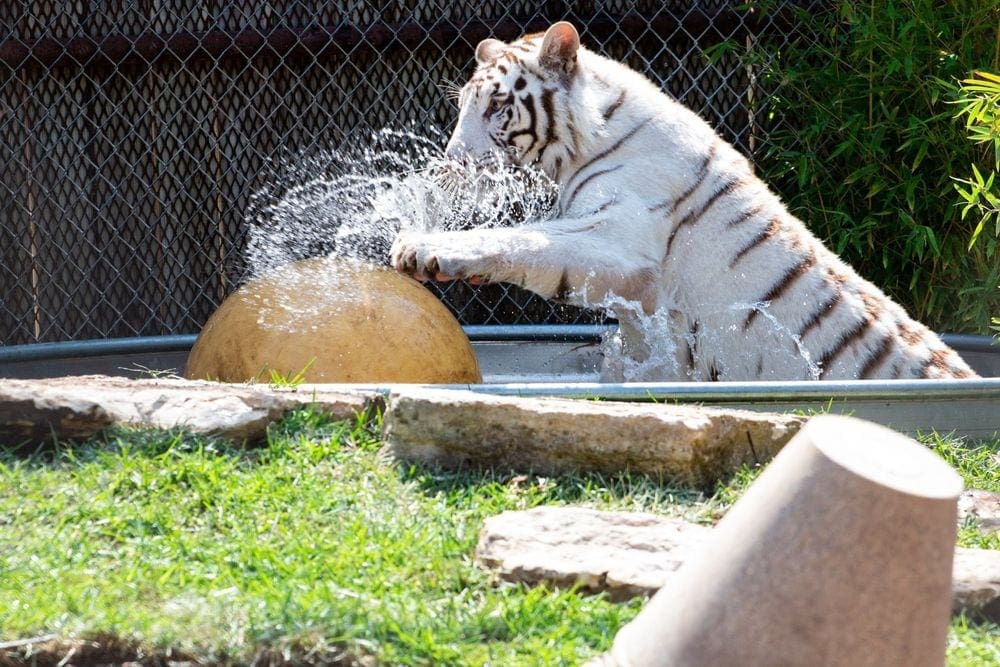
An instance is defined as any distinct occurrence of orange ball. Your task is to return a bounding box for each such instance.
[185,257,481,383]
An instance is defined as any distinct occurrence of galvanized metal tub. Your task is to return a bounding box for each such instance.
[1,325,998,439]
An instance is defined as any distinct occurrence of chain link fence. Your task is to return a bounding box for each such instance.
[0,0,823,346]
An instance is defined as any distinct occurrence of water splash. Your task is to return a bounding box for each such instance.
[241,127,823,381]
[597,295,682,382]
[595,293,822,382]
[728,301,822,380]
[243,126,558,279]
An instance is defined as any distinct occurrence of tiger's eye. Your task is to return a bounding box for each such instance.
[487,97,504,114]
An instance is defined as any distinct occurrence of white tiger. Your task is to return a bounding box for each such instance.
[390,21,978,381]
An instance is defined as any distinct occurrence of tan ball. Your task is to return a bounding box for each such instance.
[185,257,481,383]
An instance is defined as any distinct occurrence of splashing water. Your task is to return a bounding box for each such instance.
[242,127,823,382]
[725,301,823,380]
[243,126,558,278]
[597,292,823,382]
[597,294,682,382]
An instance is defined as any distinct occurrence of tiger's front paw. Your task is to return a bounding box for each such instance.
[390,232,494,284]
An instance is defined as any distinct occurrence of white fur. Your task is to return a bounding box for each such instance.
[391,23,977,381]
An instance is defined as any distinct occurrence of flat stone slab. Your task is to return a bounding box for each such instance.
[0,375,381,444]
[476,506,710,601]
[958,489,1000,533]
[382,388,804,488]
[476,506,1000,621]
[953,547,1000,621]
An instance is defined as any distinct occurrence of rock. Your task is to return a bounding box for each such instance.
[477,506,1000,622]
[0,383,115,442]
[0,375,381,444]
[958,489,1000,533]
[953,547,1000,622]
[381,387,804,488]
[184,257,481,384]
[475,506,710,601]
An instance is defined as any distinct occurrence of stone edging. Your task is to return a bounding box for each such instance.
[476,506,1000,622]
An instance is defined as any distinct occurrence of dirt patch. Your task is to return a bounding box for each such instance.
[0,633,372,667]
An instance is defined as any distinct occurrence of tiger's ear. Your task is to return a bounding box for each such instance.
[476,38,505,65]
[539,22,580,78]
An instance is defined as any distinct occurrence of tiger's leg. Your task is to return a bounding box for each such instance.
[390,219,660,312]
[598,303,697,382]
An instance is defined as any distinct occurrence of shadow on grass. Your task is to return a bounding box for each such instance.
[0,405,380,470]
[0,426,230,470]
[393,456,732,519]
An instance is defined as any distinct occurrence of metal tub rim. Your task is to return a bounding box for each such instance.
[0,327,997,439]
[1,323,992,356]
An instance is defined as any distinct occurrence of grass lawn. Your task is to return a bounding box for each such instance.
[1,406,998,665]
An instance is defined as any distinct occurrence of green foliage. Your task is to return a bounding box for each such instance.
[952,71,1000,254]
[746,0,1000,332]
[250,357,316,388]
[949,615,1000,667]
[953,71,1000,160]
[923,430,1000,492]
[952,69,1000,337]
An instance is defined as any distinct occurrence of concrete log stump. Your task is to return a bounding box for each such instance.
[597,414,963,667]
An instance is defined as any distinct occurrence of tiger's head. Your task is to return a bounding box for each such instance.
[445,22,582,176]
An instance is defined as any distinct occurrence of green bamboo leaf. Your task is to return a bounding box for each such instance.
[912,141,929,170]
[866,181,887,199]
[905,179,918,211]
[967,71,1000,85]
[828,140,855,160]
[968,217,986,250]
[971,162,986,187]
[926,227,941,255]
